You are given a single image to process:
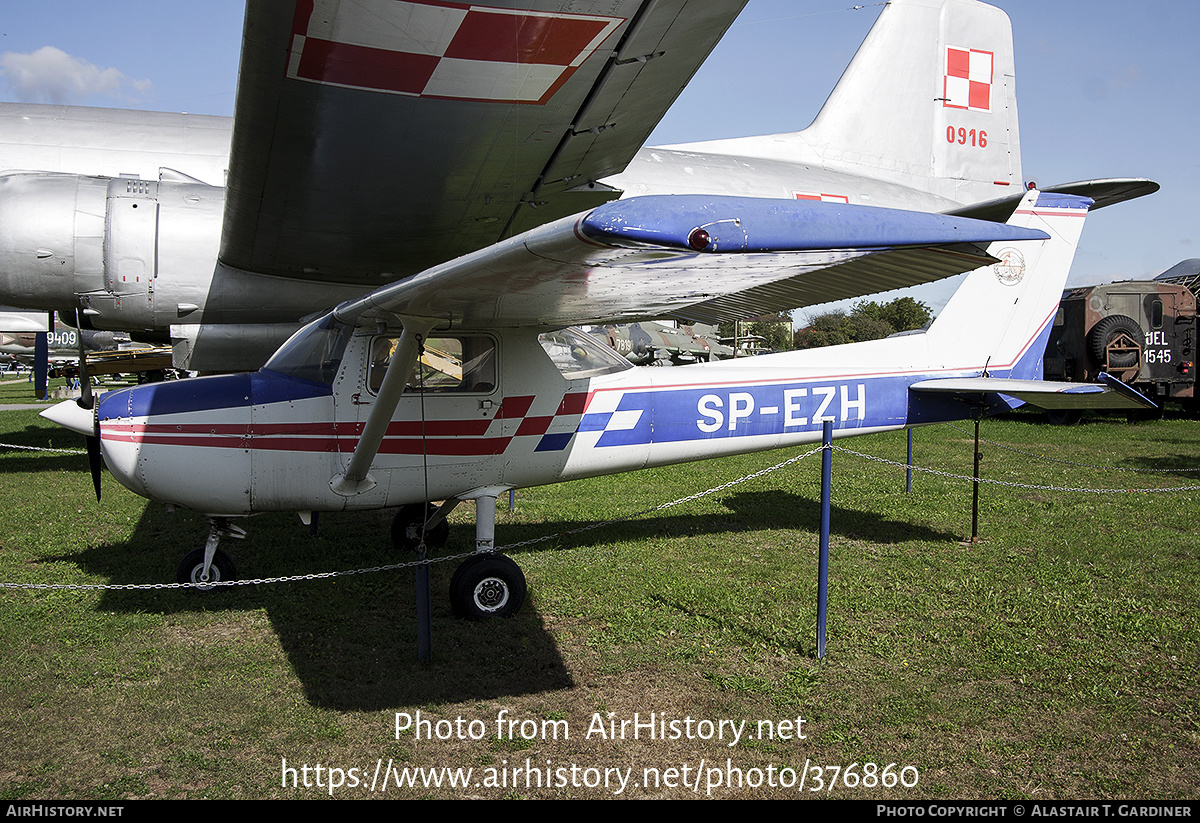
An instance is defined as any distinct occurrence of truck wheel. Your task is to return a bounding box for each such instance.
[1087,315,1142,369]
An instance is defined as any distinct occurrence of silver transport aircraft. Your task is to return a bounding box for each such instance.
[36,0,1156,617]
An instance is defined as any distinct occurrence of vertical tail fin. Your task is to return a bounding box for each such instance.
[678,0,1022,207]
[926,190,1093,378]
[802,0,1021,202]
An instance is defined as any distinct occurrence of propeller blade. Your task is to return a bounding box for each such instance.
[85,430,102,502]
[75,310,100,500]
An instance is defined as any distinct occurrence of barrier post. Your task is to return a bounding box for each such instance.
[817,420,832,658]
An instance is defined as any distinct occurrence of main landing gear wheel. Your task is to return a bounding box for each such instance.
[391,503,449,551]
[1045,408,1083,426]
[449,554,526,620]
[176,548,237,592]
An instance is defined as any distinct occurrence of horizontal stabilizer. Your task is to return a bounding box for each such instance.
[949,178,1159,223]
[910,374,1156,411]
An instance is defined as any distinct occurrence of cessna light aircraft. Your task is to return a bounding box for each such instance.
[44,189,1153,615]
[32,0,1156,618]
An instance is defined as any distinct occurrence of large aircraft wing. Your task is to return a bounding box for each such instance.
[331,195,1049,329]
[220,0,747,286]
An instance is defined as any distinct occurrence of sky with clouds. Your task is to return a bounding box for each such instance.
[0,1,1196,320]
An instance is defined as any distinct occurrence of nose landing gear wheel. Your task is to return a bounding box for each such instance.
[176,548,237,592]
[391,503,450,551]
[449,554,526,619]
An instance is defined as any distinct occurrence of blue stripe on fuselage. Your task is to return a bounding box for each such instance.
[579,377,903,447]
[97,370,331,420]
[569,371,1022,450]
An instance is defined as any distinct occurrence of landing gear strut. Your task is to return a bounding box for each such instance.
[176,519,245,591]
[447,489,526,619]
[391,501,453,551]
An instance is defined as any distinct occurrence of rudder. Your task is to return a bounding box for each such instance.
[926,191,1093,379]
[798,0,1021,205]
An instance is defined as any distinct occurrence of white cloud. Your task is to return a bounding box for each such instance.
[0,46,151,104]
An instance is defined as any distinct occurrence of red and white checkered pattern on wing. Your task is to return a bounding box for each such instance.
[793,191,849,204]
[942,46,992,112]
[287,0,623,104]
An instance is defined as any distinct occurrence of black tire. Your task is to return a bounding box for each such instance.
[449,554,526,619]
[1126,406,1164,423]
[390,503,449,551]
[176,548,237,592]
[1087,315,1142,369]
[1044,408,1083,426]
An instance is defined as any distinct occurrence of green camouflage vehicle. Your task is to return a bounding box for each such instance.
[1043,267,1198,421]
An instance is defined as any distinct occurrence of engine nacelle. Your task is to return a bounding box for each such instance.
[0,172,224,330]
[0,173,106,311]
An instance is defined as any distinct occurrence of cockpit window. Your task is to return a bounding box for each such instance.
[262,313,353,386]
[538,327,634,378]
[369,334,497,394]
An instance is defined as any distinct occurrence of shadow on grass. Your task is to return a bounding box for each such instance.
[50,487,952,709]
[508,489,957,549]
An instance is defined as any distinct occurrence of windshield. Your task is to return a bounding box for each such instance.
[538,327,633,379]
[262,313,353,385]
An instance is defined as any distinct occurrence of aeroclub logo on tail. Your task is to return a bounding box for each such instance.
[992,248,1025,286]
[287,0,623,104]
[942,46,993,112]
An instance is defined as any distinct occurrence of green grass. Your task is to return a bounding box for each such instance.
[0,404,1196,799]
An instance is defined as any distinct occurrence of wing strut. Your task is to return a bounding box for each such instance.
[331,317,437,496]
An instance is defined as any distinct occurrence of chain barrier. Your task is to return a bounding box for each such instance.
[0,446,826,592]
[3,424,1196,592]
[496,445,825,552]
[831,443,1200,494]
[0,442,86,455]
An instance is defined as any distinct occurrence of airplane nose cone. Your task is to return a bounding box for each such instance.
[40,397,95,436]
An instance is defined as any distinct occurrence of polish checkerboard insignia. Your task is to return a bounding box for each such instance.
[943,46,992,112]
[287,0,624,105]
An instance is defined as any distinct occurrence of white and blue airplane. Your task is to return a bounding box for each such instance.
[31,0,1155,616]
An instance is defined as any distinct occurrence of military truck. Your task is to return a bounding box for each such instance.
[1042,278,1197,421]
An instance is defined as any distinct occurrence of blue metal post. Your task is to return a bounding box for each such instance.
[817,420,832,659]
[416,547,432,663]
[33,332,47,400]
[906,428,913,493]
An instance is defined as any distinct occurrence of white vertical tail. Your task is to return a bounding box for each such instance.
[925,190,1093,378]
[802,0,1021,202]
[673,0,1022,207]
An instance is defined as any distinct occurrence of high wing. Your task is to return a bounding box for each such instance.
[220,0,748,286]
[331,194,1048,329]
